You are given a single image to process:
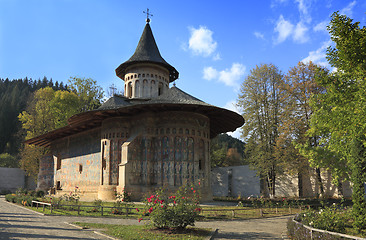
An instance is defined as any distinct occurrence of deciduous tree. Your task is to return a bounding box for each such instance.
[237,63,284,197]
[277,61,327,197]
[303,12,366,231]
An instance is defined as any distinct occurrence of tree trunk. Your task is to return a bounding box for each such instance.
[315,168,324,197]
[298,172,303,197]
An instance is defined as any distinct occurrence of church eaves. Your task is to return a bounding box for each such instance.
[115,22,179,82]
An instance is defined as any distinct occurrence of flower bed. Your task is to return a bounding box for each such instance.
[287,218,366,240]
[287,204,366,239]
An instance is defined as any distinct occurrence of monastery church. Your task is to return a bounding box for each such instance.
[26,18,244,201]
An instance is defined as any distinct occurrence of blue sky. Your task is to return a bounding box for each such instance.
[0,0,365,138]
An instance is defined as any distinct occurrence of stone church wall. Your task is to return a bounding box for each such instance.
[121,111,212,201]
[40,128,101,198]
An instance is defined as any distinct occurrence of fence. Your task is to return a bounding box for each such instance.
[32,201,53,213]
[31,200,135,216]
[289,218,366,240]
[201,206,298,218]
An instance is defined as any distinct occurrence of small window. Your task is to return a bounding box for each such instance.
[79,164,83,173]
[142,74,145,77]
[186,129,189,135]
[166,128,170,134]
[56,157,61,170]
[160,128,164,135]
[56,181,61,190]
[179,128,183,134]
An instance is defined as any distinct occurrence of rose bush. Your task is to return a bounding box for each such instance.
[138,184,201,229]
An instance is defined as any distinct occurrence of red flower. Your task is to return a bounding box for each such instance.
[161,205,164,208]
[195,208,201,212]
[138,218,142,222]
[160,200,164,204]
[174,200,176,204]
[182,197,185,199]
[136,208,139,212]
[191,187,194,190]
[148,207,153,213]
[198,182,201,185]
[193,190,196,193]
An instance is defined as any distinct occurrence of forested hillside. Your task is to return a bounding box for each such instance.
[210,133,247,167]
[0,77,66,156]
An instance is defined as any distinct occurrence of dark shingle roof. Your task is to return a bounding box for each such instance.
[146,87,210,106]
[115,23,179,82]
[98,95,131,110]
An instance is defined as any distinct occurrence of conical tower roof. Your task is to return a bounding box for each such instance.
[115,22,179,82]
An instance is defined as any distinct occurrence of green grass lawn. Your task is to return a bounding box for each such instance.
[73,222,212,240]
[29,201,300,220]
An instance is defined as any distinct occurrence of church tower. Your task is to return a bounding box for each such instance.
[115,18,179,99]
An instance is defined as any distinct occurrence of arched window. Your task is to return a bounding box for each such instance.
[143,79,148,97]
[158,82,163,96]
[151,80,156,97]
[135,80,140,98]
[128,82,132,98]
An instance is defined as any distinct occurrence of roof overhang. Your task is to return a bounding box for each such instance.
[25,103,244,147]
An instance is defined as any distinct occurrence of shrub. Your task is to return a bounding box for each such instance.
[5,194,16,203]
[36,190,45,198]
[91,199,103,212]
[138,184,201,229]
[112,191,134,215]
[61,186,80,204]
[294,204,351,234]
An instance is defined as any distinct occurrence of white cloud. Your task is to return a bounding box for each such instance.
[254,31,265,40]
[295,0,312,23]
[274,15,294,44]
[340,0,356,17]
[302,40,332,68]
[223,100,242,139]
[213,53,221,61]
[313,20,328,32]
[218,63,246,88]
[224,100,239,114]
[188,26,217,57]
[203,63,246,89]
[203,66,218,81]
[274,15,310,44]
[293,22,309,43]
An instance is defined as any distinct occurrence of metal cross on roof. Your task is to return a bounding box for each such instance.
[143,8,153,23]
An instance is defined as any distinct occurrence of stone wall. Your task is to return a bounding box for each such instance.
[0,167,36,192]
[211,165,260,198]
[211,165,352,198]
[39,128,102,199]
